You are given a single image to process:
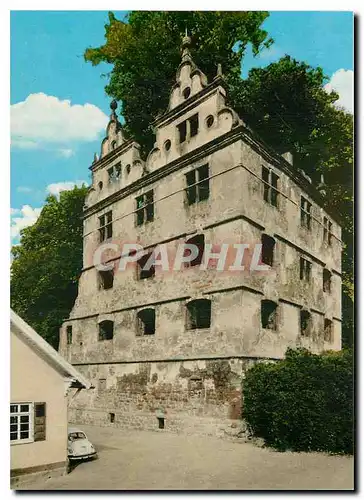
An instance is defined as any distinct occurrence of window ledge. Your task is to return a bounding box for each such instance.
[11,439,34,446]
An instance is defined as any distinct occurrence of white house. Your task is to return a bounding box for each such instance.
[10,310,92,488]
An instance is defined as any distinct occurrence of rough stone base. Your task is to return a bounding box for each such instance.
[69,407,249,440]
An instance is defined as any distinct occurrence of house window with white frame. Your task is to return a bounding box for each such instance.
[10,403,33,443]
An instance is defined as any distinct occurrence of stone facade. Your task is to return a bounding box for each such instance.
[59,35,342,436]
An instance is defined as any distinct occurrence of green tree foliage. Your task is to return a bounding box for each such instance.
[243,348,353,454]
[11,186,88,348]
[84,11,272,155]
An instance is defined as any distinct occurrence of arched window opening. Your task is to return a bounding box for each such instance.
[184,234,205,267]
[300,310,311,336]
[137,308,156,336]
[261,300,278,330]
[186,299,211,330]
[99,320,114,341]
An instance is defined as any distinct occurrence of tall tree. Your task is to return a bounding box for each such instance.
[85,11,272,156]
[11,186,88,348]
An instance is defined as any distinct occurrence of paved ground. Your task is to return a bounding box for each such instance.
[25,424,354,490]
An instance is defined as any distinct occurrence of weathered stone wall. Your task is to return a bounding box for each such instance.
[69,357,260,437]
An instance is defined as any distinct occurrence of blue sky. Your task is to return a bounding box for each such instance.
[10,10,353,244]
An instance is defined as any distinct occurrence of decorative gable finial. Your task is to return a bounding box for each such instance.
[181,29,192,63]
[217,63,223,77]
[110,99,118,119]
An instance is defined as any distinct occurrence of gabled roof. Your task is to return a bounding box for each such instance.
[10,309,92,389]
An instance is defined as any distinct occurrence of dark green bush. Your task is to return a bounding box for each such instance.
[243,348,353,454]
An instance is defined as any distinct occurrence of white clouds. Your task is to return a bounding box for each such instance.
[324,69,354,114]
[58,148,75,158]
[11,205,42,239]
[11,93,109,150]
[46,180,88,197]
[11,180,88,241]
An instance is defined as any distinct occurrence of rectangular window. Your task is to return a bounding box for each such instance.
[66,325,73,345]
[323,217,333,245]
[262,166,279,207]
[300,197,312,230]
[178,121,187,143]
[300,257,312,282]
[189,114,199,137]
[185,165,210,205]
[138,252,155,280]
[184,234,205,267]
[177,114,199,143]
[324,319,333,342]
[323,269,332,293]
[135,191,154,226]
[108,162,122,183]
[261,234,275,267]
[99,269,114,290]
[99,211,113,242]
[10,403,33,444]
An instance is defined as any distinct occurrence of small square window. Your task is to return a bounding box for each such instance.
[99,269,114,290]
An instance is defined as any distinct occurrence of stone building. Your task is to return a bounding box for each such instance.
[59,35,342,436]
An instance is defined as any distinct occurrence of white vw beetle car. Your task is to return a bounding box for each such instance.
[67,427,97,461]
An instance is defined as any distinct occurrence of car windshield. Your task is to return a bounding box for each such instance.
[68,432,86,441]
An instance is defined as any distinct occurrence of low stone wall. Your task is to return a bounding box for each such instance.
[69,407,249,439]
[69,357,270,439]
